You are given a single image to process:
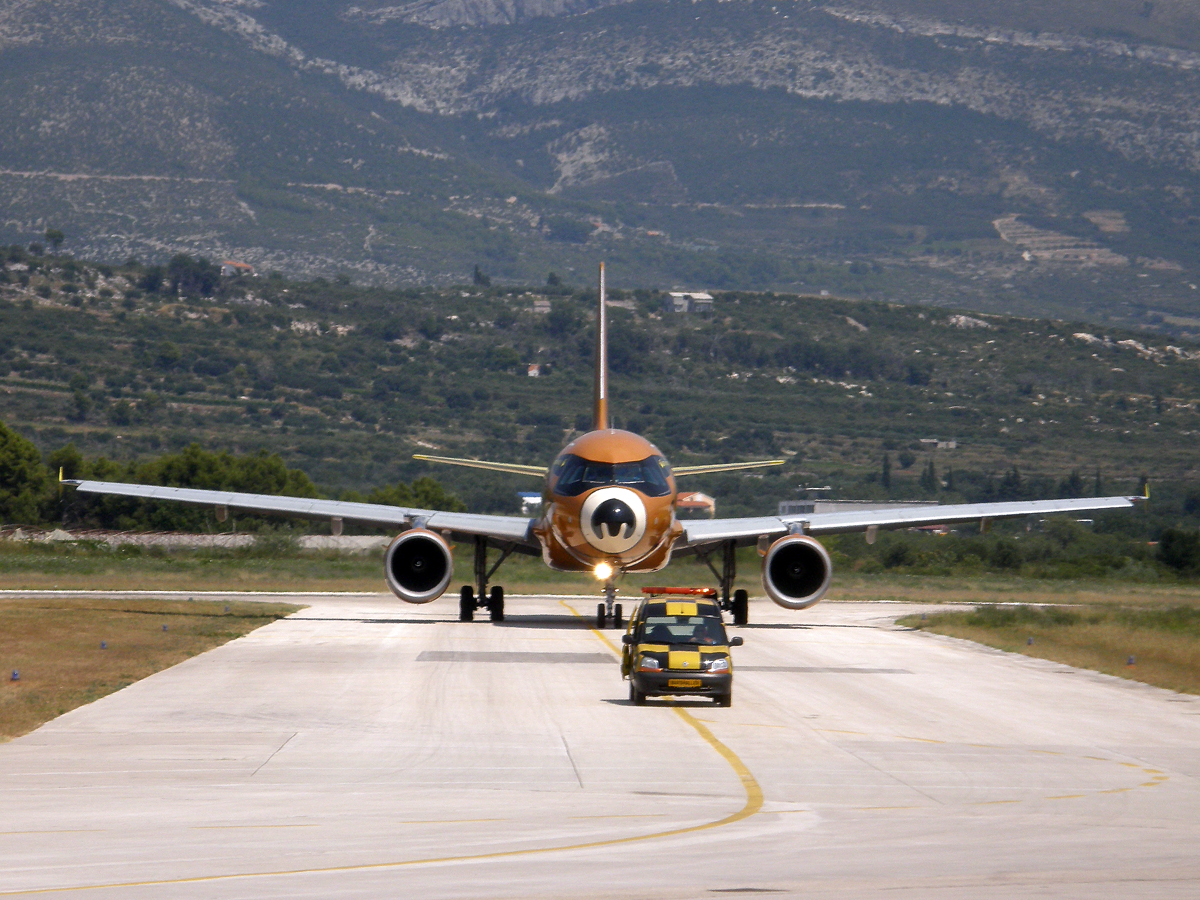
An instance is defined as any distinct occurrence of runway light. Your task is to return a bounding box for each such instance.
[10,670,18,682]
[1027,637,1034,646]
[162,625,168,632]
[593,562,613,581]
[100,641,107,650]
[1127,655,1136,666]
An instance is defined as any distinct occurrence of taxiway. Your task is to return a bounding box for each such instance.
[1,592,1198,898]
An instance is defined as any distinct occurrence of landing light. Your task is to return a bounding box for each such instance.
[593,562,613,581]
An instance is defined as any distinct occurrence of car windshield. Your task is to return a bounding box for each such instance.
[552,454,672,497]
[639,615,727,646]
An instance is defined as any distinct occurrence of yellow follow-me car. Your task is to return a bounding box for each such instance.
[621,598,743,707]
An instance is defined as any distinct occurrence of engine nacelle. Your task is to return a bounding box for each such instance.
[762,534,832,610]
[385,529,453,604]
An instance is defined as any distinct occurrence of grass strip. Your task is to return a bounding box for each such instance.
[0,597,300,740]
[900,604,1200,694]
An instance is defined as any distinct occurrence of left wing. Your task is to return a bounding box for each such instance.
[680,495,1144,548]
[64,479,537,547]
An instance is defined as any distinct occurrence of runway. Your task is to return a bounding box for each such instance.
[2,592,1199,898]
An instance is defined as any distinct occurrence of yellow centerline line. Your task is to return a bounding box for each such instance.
[0,601,765,896]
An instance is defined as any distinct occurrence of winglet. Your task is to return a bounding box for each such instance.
[594,262,608,431]
[1145,481,1150,500]
[58,466,64,484]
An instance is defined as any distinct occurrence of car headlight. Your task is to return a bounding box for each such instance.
[638,654,663,672]
[703,656,730,673]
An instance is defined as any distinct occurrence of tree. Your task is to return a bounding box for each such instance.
[1159,528,1200,573]
[0,420,50,523]
[167,254,219,296]
[881,453,891,491]
[473,265,491,287]
[44,229,65,252]
[919,459,938,492]
[546,271,562,287]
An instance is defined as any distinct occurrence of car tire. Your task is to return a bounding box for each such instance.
[715,691,732,708]
[630,682,646,706]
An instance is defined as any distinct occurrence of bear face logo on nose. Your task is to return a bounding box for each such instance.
[579,487,647,554]
[591,497,637,540]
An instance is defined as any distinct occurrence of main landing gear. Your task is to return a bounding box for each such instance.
[697,540,750,626]
[459,535,515,623]
[596,579,623,630]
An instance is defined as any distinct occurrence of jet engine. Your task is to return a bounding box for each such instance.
[384,529,453,603]
[762,534,832,610]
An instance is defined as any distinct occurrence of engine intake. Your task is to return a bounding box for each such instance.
[762,534,832,610]
[385,529,452,604]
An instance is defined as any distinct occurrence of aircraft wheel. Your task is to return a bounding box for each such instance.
[732,589,749,626]
[488,586,505,622]
[596,603,606,629]
[459,586,475,622]
[630,681,646,706]
[715,690,732,708]
[613,603,623,629]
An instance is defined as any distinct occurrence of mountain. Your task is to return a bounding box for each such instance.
[2,0,1200,330]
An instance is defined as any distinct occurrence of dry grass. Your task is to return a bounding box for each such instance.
[0,597,299,741]
[901,605,1200,695]
[834,572,1200,609]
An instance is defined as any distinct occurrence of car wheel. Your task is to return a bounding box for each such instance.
[715,691,732,708]
[630,682,646,706]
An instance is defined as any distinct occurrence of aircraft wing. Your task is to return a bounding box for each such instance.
[679,495,1144,548]
[64,479,537,546]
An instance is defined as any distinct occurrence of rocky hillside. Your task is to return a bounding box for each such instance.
[2,0,1199,330]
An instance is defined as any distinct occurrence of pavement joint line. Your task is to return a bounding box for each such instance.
[0,601,766,897]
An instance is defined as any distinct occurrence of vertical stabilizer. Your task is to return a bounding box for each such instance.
[593,262,609,431]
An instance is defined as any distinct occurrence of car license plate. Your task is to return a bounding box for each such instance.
[668,679,702,689]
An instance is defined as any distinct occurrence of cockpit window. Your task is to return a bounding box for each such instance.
[553,454,672,497]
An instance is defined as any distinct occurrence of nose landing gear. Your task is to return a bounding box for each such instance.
[596,579,623,629]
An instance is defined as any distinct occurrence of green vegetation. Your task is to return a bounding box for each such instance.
[901,604,1200,695]
[0,596,299,740]
[4,248,1200,522]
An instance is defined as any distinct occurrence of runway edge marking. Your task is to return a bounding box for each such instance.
[0,604,764,896]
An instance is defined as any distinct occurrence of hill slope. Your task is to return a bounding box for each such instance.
[1,0,1199,329]
[3,250,1199,517]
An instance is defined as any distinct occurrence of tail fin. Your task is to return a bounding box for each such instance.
[593,262,609,430]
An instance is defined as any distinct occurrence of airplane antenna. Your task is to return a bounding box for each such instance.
[594,261,609,430]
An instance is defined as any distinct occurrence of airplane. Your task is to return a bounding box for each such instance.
[64,263,1145,628]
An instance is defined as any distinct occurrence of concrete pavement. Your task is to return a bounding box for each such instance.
[1,592,1198,898]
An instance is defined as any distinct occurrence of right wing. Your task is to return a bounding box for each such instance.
[64,479,537,547]
[680,495,1144,548]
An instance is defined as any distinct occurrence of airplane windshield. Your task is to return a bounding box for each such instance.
[553,454,672,497]
[640,616,727,645]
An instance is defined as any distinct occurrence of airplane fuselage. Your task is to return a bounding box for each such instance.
[532,429,683,575]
